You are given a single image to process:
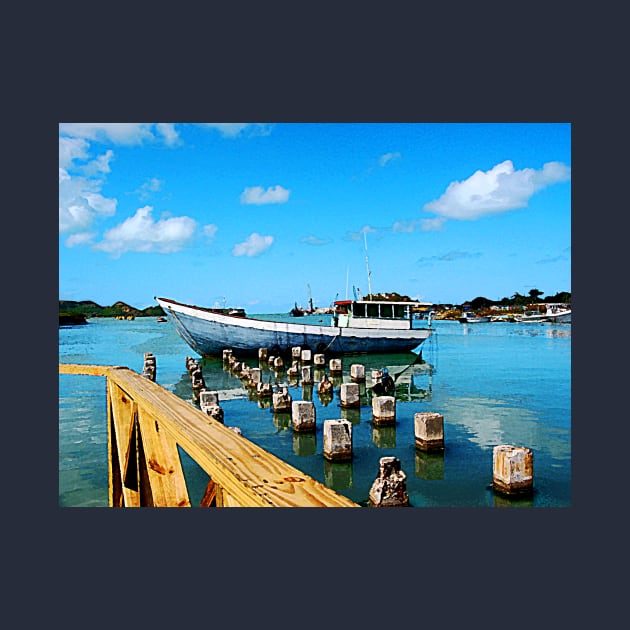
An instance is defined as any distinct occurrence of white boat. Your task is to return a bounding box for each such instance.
[457,312,491,324]
[516,303,571,323]
[155,296,434,357]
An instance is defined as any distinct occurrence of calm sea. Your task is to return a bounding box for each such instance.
[58,314,571,508]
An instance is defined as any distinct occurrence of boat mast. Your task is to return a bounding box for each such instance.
[364,231,373,299]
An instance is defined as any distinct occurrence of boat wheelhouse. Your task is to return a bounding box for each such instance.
[332,299,422,330]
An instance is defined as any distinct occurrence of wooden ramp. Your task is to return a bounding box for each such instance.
[60,363,359,508]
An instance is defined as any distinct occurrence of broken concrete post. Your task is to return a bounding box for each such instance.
[222,349,233,363]
[258,347,268,362]
[340,382,360,408]
[203,404,224,424]
[142,353,156,381]
[199,390,219,409]
[314,353,326,368]
[256,381,274,398]
[350,363,365,382]
[301,348,312,364]
[273,356,284,370]
[414,412,444,452]
[272,385,292,413]
[291,400,316,432]
[329,358,342,374]
[301,364,314,385]
[492,445,534,496]
[372,395,396,425]
[318,373,334,397]
[287,360,300,380]
[323,419,352,461]
[368,456,409,507]
[291,346,302,360]
[247,367,262,388]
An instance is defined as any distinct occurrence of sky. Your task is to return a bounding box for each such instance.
[59,122,571,312]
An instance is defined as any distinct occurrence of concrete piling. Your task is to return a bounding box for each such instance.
[372,395,396,425]
[301,365,314,385]
[272,385,292,413]
[314,353,326,368]
[318,372,333,396]
[222,349,233,363]
[142,353,156,381]
[203,404,224,424]
[291,400,316,432]
[248,367,262,388]
[258,347,268,362]
[256,381,274,398]
[199,390,219,409]
[291,346,302,361]
[323,419,352,461]
[287,360,300,380]
[350,364,365,382]
[301,349,312,364]
[273,356,284,370]
[492,445,534,496]
[414,412,444,452]
[368,456,409,507]
[340,382,360,408]
[329,358,342,374]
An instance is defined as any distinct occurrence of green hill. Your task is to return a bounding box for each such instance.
[59,300,165,319]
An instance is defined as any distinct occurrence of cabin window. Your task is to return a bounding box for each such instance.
[394,305,406,318]
[366,303,379,318]
[352,302,366,317]
[336,304,348,315]
[380,303,393,318]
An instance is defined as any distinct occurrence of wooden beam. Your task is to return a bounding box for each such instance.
[107,367,358,507]
[136,408,191,507]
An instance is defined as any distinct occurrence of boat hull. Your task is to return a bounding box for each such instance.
[156,297,433,357]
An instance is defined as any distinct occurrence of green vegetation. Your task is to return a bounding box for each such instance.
[59,300,165,320]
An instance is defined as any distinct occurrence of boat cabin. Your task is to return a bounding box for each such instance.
[333,300,420,330]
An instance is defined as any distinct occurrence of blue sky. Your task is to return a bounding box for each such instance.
[59,122,571,312]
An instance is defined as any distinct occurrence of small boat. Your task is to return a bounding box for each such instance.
[516,303,571,324]
[458,312,491,324]
[155,296,434,357]
[157,316,167,323]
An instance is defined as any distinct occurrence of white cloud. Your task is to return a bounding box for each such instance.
[200,123,272,138]
[423,160,571,220]
[59,136,89,169]
[65,232,96,247]
[347,225,378,241]
[156,123,180,146]
[379,151,401,167]
[59,166,117,234]
[59,123,157,145]
[133,177,163,201]
[240,185,290,205]
[300,235,332,246]
[93,206,197,257]
[203,224,218,239]
[232,232,274,257]
[420,217,446,231]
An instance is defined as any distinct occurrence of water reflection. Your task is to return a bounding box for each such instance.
[415,450,445,480]
[341,407,361,425]
[324,460,353,491]
[372,424,396,448]
[293,431,316,456]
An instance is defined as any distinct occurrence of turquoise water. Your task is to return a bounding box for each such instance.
[58,316,571,508]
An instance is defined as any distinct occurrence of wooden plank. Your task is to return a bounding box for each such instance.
[136,407,191,507]
[107,367,358,507]
[107,382,123,507]
[108,381,140,507]
[200,480,217,507]
[60,364,121,377]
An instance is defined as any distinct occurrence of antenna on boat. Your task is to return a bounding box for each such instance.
[364,230,373,299]
[345,267,349,299]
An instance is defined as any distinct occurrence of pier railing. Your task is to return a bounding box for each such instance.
[59,363,359,508]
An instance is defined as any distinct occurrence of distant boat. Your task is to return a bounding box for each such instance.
[516,303,571,323]
[289,283,315,316]
[155,296,434,357]
[458,312,491,324]
[157,316,167,322]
